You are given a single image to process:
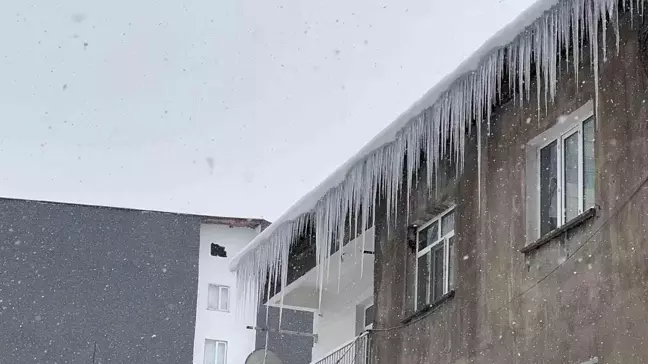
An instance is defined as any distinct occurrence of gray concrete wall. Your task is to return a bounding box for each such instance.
[372,14,648,364]
[255,305,314,364]
[0,198,200,364]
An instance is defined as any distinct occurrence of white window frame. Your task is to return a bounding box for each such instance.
[363,303,374,330]
[207,284,230,312]
[414,206,455,311]
[536,123,584,229]
[525,100,595,243]
[204,339,227,364]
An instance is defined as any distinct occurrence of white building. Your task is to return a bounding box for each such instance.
[193,217,269,364]
[264,227,375,364]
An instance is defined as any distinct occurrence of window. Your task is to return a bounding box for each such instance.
[526,101,595,242]
[415,207,456,310]
[363,304,374,330]
[204,339,227,364]
[538,118,595,234]
[210,243,227,257]
[207,284,229,311]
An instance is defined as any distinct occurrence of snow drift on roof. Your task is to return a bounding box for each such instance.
[231,0,637,313]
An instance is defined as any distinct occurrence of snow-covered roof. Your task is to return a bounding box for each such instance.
[230,0,632,309]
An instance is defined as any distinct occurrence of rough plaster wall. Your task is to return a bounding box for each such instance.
[372,14,648,364]
[0,199,200,364]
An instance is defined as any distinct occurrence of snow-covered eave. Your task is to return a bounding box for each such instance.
[229,0,563,272]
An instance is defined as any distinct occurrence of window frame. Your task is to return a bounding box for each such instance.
[536,121,586,233]
[204,339,227,364]
[207,284,230,312]
[525,100,595,243]
[363,303,374,330]
[414,206,455,311]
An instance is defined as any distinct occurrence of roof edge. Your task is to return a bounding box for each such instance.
[229,0,561,272]
[0,196,270,228]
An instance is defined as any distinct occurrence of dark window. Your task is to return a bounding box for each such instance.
[540,140,558,235]
[364,304,374,328]
[210,243,227,257]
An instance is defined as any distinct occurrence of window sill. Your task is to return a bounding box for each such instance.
[520,207,597,254]
[401,290,455,324]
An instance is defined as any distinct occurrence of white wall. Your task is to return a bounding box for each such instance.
[310,228,374,363]
[193,223,260,364]
[312,280,372,362]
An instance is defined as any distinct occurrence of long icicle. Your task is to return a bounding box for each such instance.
[234,0,633,317]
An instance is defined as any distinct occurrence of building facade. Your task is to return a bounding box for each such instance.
[193,218,269,364]
[371,10,648,364]
[0,198,204,363]
[231,3,648,364]
[0,198,316,364]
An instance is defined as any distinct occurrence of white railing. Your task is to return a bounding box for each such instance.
[312,332,372,364]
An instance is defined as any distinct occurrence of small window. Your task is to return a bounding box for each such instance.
[415,207,456,311]
[210,243,227,257]
[364,304,374,330]
[207,285,230,312]
[204,339,227,364]
[526,101,596,242]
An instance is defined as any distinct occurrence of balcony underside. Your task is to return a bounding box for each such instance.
[267,227,375,312]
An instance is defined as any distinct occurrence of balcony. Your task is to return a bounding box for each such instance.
[312,332,372,364]
[266,227,374,311]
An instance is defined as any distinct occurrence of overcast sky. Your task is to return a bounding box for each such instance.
[0,0,535,221]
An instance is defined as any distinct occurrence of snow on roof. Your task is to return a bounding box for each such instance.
[230,0,631,310]
[231,0,556,271]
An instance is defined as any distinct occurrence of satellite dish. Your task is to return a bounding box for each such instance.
[245,349,284,364]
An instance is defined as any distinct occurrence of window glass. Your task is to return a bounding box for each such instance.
[216,342,227,364]
[448,236,456,290]
[529,106,596,242]
[417,253,431,309]
[540,141,558,235]
[583,118,595,208]
[219,287,229,311]
[208,285,229,311]
[441,211,455,236]
[418,221,438,251]
[204,340,227,364]
[432,245,445,301]
[564,131,580,221]
[204,340,216,364]
[208,285,221,310]
[364,304,374,328]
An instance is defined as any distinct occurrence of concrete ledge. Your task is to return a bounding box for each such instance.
[401,290,455,324]
[520,207,597,254]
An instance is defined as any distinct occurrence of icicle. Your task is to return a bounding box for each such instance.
[232,0,636,317]
[535,23,543,123]
[477,118,482,214]
[636,0,644,17]
[263,331,269,364]
[588,0,601,127]
[572,0,580,88]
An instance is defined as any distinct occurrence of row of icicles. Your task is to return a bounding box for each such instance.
[235,0,646,328]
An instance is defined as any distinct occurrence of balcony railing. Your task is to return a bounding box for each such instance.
[313,332,372,364]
